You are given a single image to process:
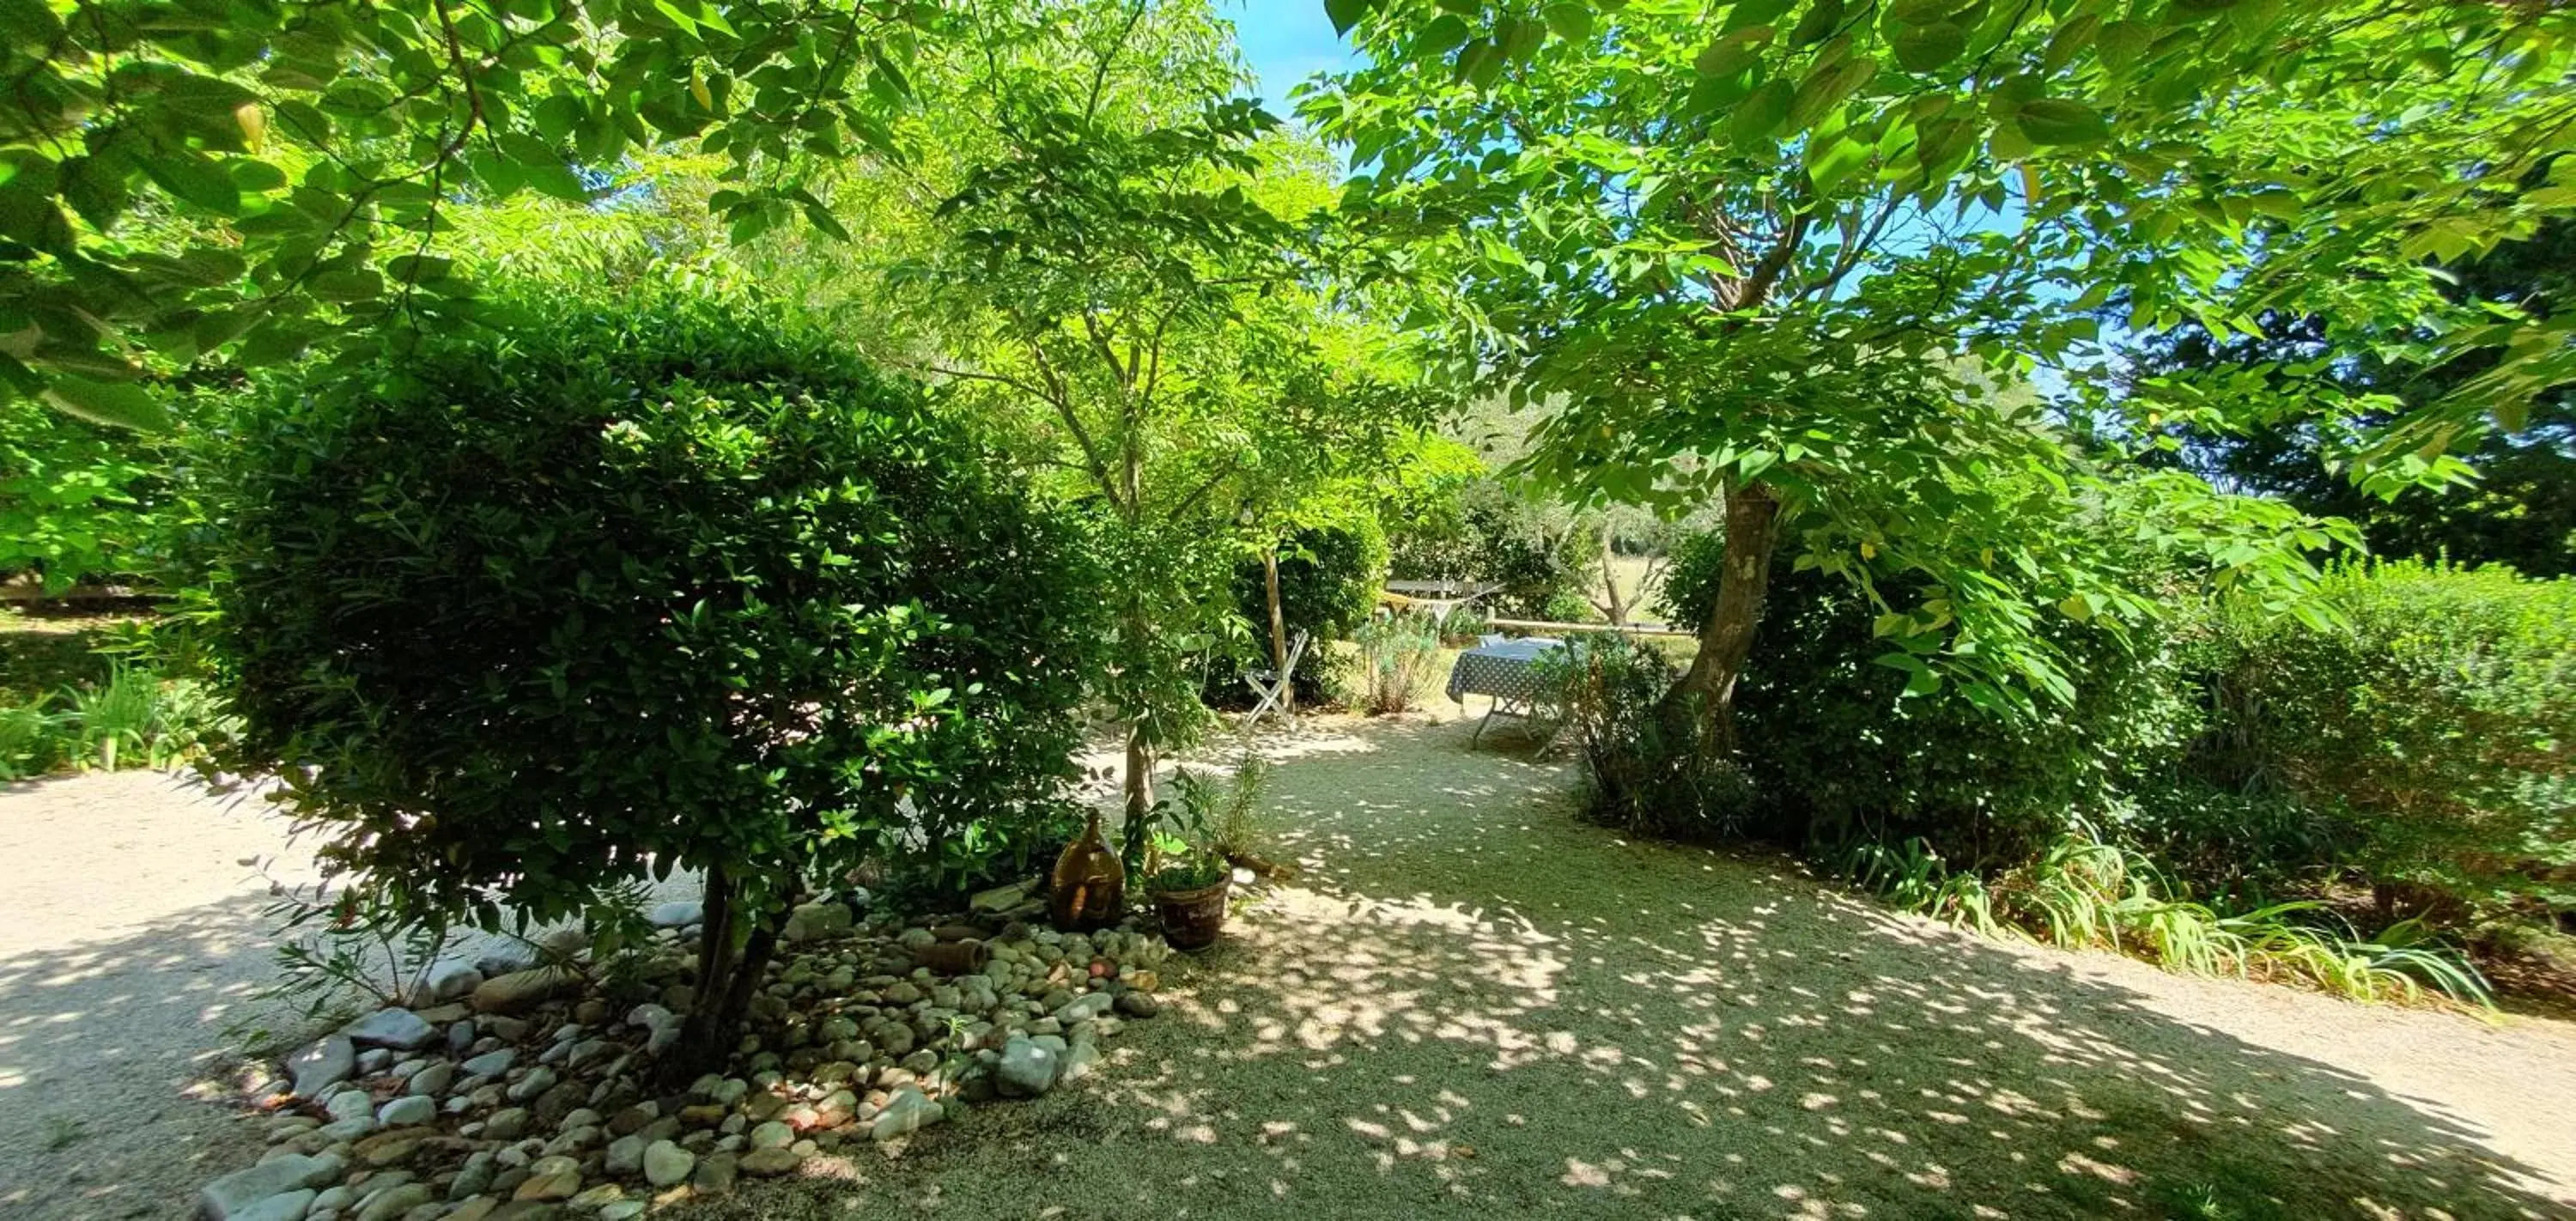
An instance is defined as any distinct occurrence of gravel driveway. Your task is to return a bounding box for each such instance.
[6,719,2574,1221]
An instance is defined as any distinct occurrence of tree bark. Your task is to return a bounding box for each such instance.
[1263,545,1291,716]
[1121,723,1156,867]
[1667,482,1782,751]
[1597,524,1628,626]
[671,869,792,1084]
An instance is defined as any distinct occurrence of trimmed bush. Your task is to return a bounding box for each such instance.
[2191,560,2576,920]
[1547,635,1759,839]
[186,284,1104,1070]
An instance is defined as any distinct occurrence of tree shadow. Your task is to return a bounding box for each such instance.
[0,889,291,1220]
[689,715,2576,1221]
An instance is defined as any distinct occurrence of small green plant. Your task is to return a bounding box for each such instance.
[1145,847,1229,895]
[68,664,158,770]
[0,696,68,780]
[1352,610,1442,714]
[1838,828,2494,1006]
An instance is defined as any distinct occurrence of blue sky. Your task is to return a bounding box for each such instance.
[1224,2,1362,117]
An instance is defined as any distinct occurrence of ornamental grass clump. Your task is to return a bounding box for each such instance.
[185,282,1105,1073]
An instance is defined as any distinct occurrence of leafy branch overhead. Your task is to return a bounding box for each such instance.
[1314,0,2576,461]
[0,0,934,428]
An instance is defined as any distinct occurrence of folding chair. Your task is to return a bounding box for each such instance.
[1242,629,1310,730]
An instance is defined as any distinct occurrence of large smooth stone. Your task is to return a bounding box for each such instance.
[995,1036,1058,1098]
[285,1035,355,1097]
[471,966,578,1014]
[341,1007,437,1051]
[198,1152,340,1219]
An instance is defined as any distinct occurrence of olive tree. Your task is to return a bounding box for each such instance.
[186,283,1103,1072]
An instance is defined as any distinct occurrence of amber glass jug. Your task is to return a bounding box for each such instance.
[1049,810,1126,930]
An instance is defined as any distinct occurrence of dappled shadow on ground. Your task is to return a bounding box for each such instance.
[0,770,302,1221]
[692,716,2574,1221]
[0,894,287,1221]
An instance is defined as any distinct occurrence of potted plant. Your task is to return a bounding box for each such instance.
[1145,836,1232,951]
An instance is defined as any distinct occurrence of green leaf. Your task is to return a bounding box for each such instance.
[40,375,169,431]
[1325,0,1375,36]
[2014,98,2111,145]
[2093,20,2154,70]
[1728,79,1795,148]
[1456,39,1504,88]
[1414,14,1471,58]
[141,153,242,215]
[1892,21,1965,72]
[1496,15,1546,61]
[1788,56,1873,131]
[1696,33,1770,78]
[1788,0,1844,47]
[1543,3,1593,40]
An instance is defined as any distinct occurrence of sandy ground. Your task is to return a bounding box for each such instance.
[700,714,2576,1221]
[5,714,2574,1220]
[0,771,317,1219]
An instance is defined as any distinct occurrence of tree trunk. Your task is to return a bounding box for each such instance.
[1597,524,1628,626]
[670,868,792,1084]
[1121,723,1156,869]
[1667,482,1782,751]
[1263,545,1291,716]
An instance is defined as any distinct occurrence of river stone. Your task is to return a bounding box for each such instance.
[286,1036,355,1098]
[604,1133,646,1176]
[406,1061,454,1097]
[355,1182,434,1221]
[1115,990,1160,1017]
[402,959,486,1009]
[198,1152,341,1219]
[738,1148,803,1177]
[378,1095,436,1127]
[342,1007,437,1051]
[325,1089,377,1123]
[642,1139,696,1188]
[747,1120,794,1151]
[692,1151,738,1194]
[227,1190,315,1221]
[1054,992,1114,1023]
[868,1088,941,1142]
[996,1036,1057,1097]
[782,902,852,942]
[460,1048,515,1078]
[513,1156,581,1201]
[472,966,579,1015]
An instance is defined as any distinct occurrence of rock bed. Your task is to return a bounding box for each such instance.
[199,882,1175,1221]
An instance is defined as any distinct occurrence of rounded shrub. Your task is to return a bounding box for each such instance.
[187,283,1103,1068]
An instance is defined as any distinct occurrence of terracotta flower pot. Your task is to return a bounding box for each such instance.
[1152,878,1230,951]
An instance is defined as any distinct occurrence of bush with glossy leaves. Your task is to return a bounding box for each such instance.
[185,282,1104,1070]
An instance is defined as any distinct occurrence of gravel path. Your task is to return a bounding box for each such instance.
[0,771,319,1220]
[697,714,2576,1221]
[6,717,2573,1220]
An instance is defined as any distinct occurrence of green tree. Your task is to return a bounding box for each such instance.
[1312,0,2566,743]
[0,0,932,428]
[185,283,1103,1072]
[819,1,1394,840]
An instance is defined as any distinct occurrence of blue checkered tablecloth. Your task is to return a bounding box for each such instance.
[1445,638,1565,706]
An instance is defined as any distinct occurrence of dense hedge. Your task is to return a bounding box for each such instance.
[189,285,1106,932]
[1649,536,2575,928]
[2190,560,2576,919]
[1657,532,2193,862]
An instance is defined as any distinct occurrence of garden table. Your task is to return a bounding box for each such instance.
[1446,637,1565,746]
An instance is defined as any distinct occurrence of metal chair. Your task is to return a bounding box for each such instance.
[1242,629,1310,729]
